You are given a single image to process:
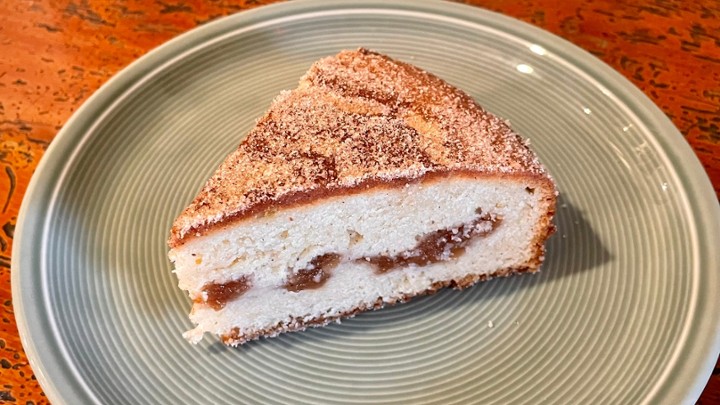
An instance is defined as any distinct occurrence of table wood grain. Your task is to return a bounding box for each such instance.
[1,1,718,403]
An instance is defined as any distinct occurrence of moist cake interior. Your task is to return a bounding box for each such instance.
[170,173,553,345]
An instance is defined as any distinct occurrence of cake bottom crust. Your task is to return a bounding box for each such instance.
[220,264,533,346]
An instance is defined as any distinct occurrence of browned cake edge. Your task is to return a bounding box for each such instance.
[220,265,540,347]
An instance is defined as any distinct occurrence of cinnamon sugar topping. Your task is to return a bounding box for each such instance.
[170,48,550,247]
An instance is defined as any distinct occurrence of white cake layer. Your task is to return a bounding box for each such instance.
[169,175,553,344]
[183,217,534,344]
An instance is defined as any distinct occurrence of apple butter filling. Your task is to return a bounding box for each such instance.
[284,253,341,292]
[362,212,501,273]
[198,276,252,310]
[198,212,500,310]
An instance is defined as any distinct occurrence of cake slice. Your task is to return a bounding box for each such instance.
[168,48,557,346]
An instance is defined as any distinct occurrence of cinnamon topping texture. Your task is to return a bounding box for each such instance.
[169,48,549,247]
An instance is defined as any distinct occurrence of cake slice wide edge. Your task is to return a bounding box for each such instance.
[172,170,556,346]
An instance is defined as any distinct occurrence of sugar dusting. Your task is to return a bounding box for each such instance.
[170,48,551,246]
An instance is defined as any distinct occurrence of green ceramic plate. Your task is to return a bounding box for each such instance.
[13,1,720,403]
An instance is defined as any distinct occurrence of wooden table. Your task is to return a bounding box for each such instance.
[1,0,718,403]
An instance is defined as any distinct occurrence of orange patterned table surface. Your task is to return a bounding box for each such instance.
[1,0,718,403]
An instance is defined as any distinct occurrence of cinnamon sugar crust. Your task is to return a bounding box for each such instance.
[169,48,553,247]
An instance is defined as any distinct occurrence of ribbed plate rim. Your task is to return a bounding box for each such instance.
[11,0,720,404]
